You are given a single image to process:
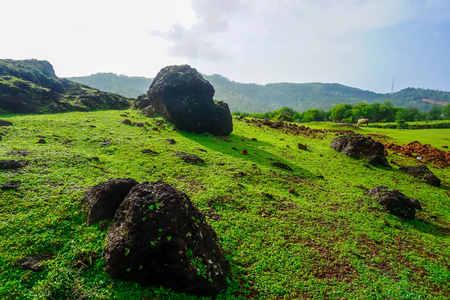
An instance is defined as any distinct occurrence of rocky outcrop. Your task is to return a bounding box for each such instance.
[104,181,230,296]
[82,178,138,225]
[399,165,441,186]
[0,59,133,114]
[147,65,233,136]
[364,186,421,220]
[330,134,390,167]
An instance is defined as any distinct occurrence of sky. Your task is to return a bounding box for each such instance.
[1,0,450,93]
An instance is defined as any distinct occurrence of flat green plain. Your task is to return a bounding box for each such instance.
[0,110,449,299]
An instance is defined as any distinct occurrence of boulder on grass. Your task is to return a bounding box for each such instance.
[364,186,421,220]
[399,165,441,187]
[330,134,390,167]
[146,65,232,135]
[82,178,138,225]
[104,181,230,297]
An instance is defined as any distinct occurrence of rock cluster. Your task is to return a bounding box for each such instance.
[364,186,421,220]
[330,134,390,167]
[146,65,233,136]
[83,179,230,297]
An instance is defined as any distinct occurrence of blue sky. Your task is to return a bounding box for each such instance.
[1,0,449,93]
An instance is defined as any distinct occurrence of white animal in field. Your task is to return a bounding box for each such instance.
[357,118,369,127]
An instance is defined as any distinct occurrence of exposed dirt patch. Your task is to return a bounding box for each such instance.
[385,141,450,167]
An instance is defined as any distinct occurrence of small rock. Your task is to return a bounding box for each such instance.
[364,186,420,220]
[37,139,46,144]
[0,120,13,126]
[141,149,158,154]
[82,178,139,225]
[399,165,441,187]
[100,139,112,147]
[165,138,176,145]
[0,160,22,170]
[271,161,293,171]
[19,254,53,271]
[174,151,205,164]
[1,181,21,190]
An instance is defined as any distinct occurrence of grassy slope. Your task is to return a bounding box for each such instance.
[0,111,449,299]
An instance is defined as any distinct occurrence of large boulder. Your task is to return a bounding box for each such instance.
[399,165,441,187]
[364,186,421,220]
[82,178,138,225]
[330,134,390,167]
[104,181,230,297]
[147,65,232,135]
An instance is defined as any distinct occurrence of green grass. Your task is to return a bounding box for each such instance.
[0,111,449,299]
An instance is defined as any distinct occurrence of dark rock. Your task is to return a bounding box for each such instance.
[399,165,441,187]
[209,101,233,136]
[174,151,205,164]
[104,181,230,296]
[147,65,232,135]
[1,181,21,190]
[37,138,46,144]
[0,120,13,126]
[271,162,293,171]
[19,254,53,271]
[83,178,139,225]
[141,105,156,118]
[330,134,390,167]
[0,160,22,170]
[100,139,112,147]
[141,149,158,154]
[165,138,176,145]
[364,186,420,220]
[135,94,151,109]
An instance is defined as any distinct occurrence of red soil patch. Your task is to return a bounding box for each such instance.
[385,141,450,167]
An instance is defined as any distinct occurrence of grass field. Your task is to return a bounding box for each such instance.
[0,110,449,299]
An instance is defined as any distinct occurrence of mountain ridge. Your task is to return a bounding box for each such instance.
[69,72,450,113]
[0,59,133,114]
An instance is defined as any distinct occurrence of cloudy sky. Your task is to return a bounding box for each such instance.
[1,0,449,93]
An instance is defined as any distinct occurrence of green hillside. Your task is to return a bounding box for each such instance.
[68,72,450,113]
[68,73,152,99]
[0,110,448,299]
[0,60,133,114]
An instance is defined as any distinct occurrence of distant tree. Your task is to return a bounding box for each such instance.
[443,103,450,120]
[396,106,426,122]
[427,104,443,120]
[301,109,325,122]
[328,103,353,122]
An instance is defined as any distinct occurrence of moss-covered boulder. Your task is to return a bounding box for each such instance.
[147,65,232,135]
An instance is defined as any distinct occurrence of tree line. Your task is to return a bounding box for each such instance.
[233,101,450,124]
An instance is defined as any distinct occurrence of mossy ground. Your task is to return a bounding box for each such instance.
[0,111,449,299]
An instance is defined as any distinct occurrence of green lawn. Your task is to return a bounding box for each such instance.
[0,111,449,299]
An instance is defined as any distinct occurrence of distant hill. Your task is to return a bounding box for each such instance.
[0,59,133,114]
[69,72,450,113]
[68,73,152,98]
